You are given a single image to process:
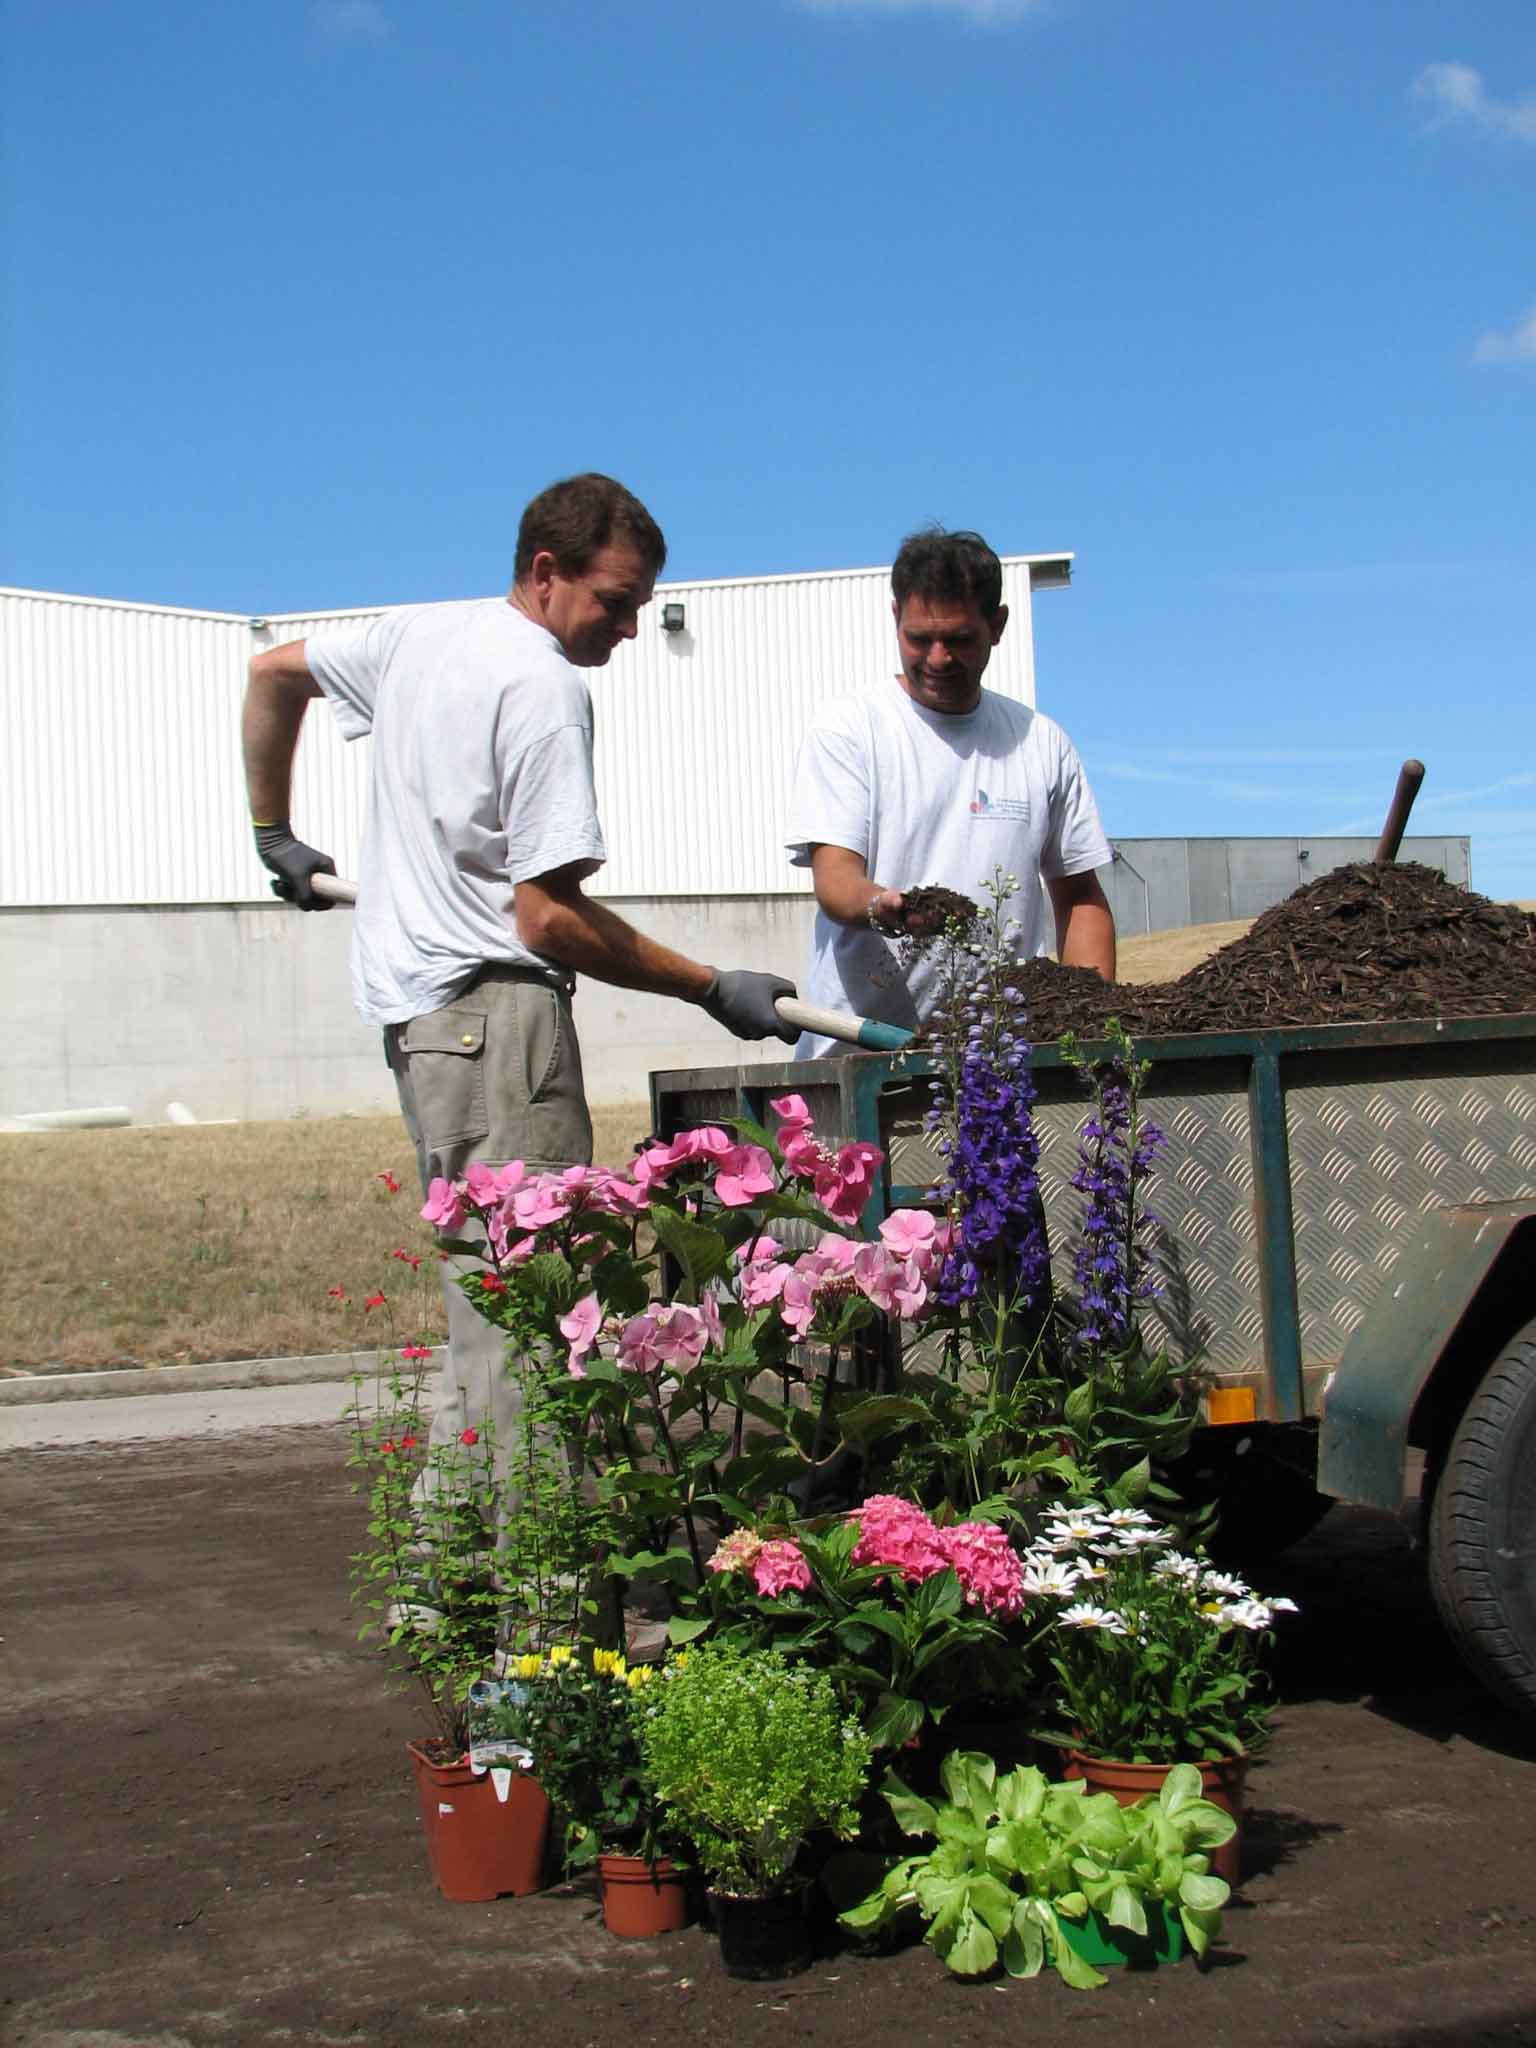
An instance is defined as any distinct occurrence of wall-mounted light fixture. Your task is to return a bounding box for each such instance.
[661,601,686,634]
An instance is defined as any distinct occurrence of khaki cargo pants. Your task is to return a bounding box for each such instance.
[384,962,593,1460]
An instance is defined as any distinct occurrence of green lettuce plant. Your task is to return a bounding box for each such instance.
[839,1751,1232,1990]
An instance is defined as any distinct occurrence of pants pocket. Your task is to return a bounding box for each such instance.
[395,1005,490,1152]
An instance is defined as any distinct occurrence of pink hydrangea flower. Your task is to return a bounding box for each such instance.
[750,1539,813,1598]
[463,1160,526,1207]
[737,1258,790,1310]
[421,1178,466,1232]
[558,1292,603,1377]
[707,1527,767,1576]
[510,1177,573,1230]
[850,1495,953,1585]
[714,1143,777,1208]
[878,1209,941,1260]
[617,1311,666,1374]
[941,1521,1026,1619]
[814,1141,885,1227]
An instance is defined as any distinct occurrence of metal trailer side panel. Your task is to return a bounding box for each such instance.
[650,1015,1536,1431]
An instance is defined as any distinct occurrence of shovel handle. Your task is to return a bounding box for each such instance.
[306,874,912,1052]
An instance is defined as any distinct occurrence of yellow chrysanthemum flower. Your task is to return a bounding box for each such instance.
[547,1644,575,1668]
[511,1652,543,1680]
[625,1664,655,1690]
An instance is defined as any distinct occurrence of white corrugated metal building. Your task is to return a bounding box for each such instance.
[0,556,1069,1118]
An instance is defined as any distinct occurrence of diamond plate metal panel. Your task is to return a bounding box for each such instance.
[1287,1067,1536,1369]
[886,1072,1266,1375]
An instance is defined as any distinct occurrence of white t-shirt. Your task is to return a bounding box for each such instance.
[784,681,1111,1056]
[307,599,605,1026]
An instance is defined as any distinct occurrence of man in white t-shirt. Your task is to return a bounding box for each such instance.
[241,473,796,1458]
[785,526,1115,1057]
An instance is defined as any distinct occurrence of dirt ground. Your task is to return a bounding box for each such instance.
[8,1427,1536,2048]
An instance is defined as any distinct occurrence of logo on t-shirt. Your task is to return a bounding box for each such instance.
[970,786,1030,821]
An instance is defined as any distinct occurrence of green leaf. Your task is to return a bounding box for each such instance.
[881,1782,940,1845]
[939,1903,998,1978]
[1002,1909,1046,1978]
[666,1616,712,1645]
[646,1207,730,1292]
[866,1692,926,1750]
[1179,1871,1230,1913]
[832,1394,931,1445]
[1049,1914,1109,1991]
[1105,1883,1146,1936]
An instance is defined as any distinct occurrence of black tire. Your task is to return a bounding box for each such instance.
[1427,1316,1536,1717]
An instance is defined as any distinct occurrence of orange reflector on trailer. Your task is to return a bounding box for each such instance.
[1206,1387,1258,1425]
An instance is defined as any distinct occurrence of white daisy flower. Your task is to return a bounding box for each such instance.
[1153,1553,1202,1584]
[1046,1511,1112,1549]
[1110,1526,1171,1552]
[1074,1557,1109,1583]
[1099,1508,1157,1532]
[1021,1558,1082,1599]
[1059,1603,1128,1634]
[1268,1595,1299,1614]
[1199,1568,1252,1599]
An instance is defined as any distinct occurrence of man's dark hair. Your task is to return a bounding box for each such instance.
[890,526,1003,619]
[514,473,667,582]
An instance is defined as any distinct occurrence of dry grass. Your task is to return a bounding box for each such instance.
[0,1104,652,1375]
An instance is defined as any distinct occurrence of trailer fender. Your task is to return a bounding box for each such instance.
[1317,1202,1536,1510]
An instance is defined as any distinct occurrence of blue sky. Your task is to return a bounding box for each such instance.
[5,0,1533,897]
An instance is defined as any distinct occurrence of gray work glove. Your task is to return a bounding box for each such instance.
[253,822,337,909]
[700,969,798,1043]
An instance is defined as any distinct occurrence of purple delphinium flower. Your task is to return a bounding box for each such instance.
[1068,1058,1166,1355]
[934,1037,1049,1311]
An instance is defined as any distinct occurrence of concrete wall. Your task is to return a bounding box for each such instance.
[0,834,1479,1126]
[1,897,814,1125]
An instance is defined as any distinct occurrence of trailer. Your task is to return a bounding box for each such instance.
[651,1013,1536,1713]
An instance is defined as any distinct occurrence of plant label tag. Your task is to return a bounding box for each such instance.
[490,1767,512,1804]
[468,1738,532,1773]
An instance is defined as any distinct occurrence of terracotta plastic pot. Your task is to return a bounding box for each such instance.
[709,1881,814,1980]
[1063,1748,1248,1886]
[597,1853,689,1937]
[407,1741,550,1902]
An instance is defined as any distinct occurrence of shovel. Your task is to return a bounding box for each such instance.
[309,873,913,1053]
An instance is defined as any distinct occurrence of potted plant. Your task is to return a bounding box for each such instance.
[635,1643,873,1979]
[1027,1504,1298,1881]
[497,1646,689,1937]
[347,1370,551,1902]
[701,1500,1039,1753]
[840,1750,1233,1990]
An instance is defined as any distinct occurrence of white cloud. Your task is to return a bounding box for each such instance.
[796,0,1049,22]
[313,0,390,42]
[1472,303,1536,367]
[1412,61,1536,143]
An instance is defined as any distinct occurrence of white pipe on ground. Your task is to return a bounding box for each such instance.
[4,1107,133,1131]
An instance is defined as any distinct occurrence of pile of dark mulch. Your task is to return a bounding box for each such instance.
[932,864,1536,1043]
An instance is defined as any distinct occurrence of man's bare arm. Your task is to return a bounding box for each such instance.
[808,844,935,933]
[242,640,323,823]
[1049,869,1116,980]
[241,640,336,907]
[514,867,795,1040]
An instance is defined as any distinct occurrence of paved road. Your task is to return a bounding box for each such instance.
[0,1371,443,1448]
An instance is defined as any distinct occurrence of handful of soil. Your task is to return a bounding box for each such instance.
[899,884,979,930]
[925,863,1536,1043]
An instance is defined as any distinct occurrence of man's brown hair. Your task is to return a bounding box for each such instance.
[514,473,667,582]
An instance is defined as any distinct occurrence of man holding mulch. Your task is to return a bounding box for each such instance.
[785,525,1116,1054]
[241,472,796,1451]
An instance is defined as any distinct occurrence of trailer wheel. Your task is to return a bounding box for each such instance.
[1427,1316,1536,1717]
